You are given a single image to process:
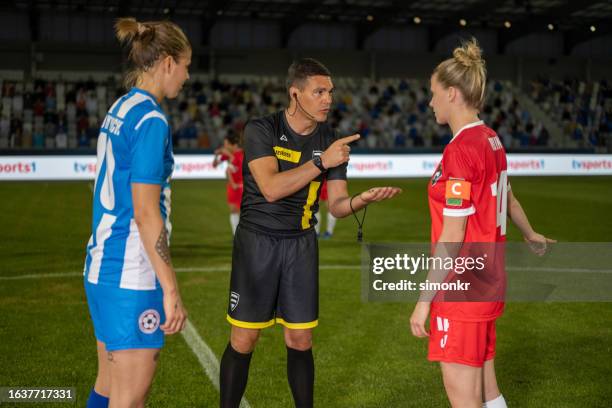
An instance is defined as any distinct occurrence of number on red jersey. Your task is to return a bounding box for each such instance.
[494,170,508,236]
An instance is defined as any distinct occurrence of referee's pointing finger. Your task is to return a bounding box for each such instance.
[337,134,360,145]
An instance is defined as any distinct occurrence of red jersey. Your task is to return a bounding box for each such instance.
[427,121,508,321]
[221,149,244,186]
[319,179,328,201]
[220,150,244,207]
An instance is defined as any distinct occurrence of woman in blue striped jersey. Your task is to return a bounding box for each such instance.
[83,17,191,408]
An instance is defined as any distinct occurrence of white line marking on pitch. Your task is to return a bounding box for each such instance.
[0,267,232,280]
[506,266,610,273]
[0,265,362,280]
[181,320,251,408]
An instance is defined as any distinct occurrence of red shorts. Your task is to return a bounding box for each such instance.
[428,314,496,367]
[227,185,243,208]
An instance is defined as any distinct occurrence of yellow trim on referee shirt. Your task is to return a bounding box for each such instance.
[276,318,319,329]
[226,315,276,329]
[273,146,302,163]
[301,180,321,229]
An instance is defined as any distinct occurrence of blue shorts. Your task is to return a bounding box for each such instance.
[85,281,165,352]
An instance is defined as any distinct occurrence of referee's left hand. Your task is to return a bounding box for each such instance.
[360,187,402,203]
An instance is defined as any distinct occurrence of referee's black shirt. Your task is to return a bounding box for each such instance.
[240,110,347,232]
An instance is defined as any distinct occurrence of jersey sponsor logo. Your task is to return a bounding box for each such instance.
[230,291,240,311]
[280,134,288,142]
[138,309,161,334]
[431,163,442,186]
[445,179,471,207]
[273,146,302,163]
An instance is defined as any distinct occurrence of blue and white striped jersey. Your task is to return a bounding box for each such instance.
[84,87,174,290]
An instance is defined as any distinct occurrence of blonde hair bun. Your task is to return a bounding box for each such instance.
[433,37,487,110]
[453,38,484,69]
[113,17,191,89]
[115,17,140,44]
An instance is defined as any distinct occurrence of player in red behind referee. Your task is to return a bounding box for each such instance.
[314,179,337,239]
[213,132,244,235]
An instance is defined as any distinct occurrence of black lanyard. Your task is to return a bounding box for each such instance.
[349,193,367,242]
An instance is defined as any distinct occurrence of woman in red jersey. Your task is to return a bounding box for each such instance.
[409,38,555,408]
[213,132,244,235]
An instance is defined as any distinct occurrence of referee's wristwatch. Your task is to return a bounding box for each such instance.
[312,155,327,173]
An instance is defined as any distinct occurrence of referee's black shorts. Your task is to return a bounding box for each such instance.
[226,222,319,330]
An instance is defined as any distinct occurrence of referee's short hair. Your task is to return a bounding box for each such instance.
[286,58,331,93]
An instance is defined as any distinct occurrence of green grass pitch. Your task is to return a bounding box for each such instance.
[0,176,610,407]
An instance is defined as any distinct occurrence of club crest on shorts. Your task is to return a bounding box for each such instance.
[230,291,240,311]
[138,309,161,334]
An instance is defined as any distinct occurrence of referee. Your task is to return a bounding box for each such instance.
[219,58,401,408]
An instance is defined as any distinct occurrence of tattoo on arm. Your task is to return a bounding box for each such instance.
[155,227,172,266]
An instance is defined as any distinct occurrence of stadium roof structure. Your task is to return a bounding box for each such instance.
[8,0,612,52]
